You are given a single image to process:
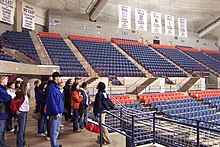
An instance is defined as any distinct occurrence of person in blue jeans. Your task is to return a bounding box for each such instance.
[37,82,47,136]
[0,75,12,147]
[79,82,90,128]
[46,72,64,147]
[16,81,30,147]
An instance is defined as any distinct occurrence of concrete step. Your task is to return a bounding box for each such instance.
[111,43,152,77]
[131,78,158,94]
[29,31,52,65]
[64,38,98,77]
[178,77,200,92]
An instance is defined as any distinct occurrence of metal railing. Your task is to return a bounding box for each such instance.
[99,109,220,147]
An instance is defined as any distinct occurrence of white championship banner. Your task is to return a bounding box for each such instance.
[118,4,131,29]
[151,11,162,34]
[178,18,187,38]
[135,8,147,31]
[0,0,15,24]
[165,15,175,36]
[22,2,35,30]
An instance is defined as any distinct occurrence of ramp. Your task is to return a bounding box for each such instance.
[131,78,157,94]
[178,77,200,92]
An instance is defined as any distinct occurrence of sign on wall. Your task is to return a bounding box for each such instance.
[0,0,15,24]
[178,17,187,38]
[151,11,162,34]
[165,15,175,36]
[135,8,147,31]
[118,4,131,29]
[22,2,35,30]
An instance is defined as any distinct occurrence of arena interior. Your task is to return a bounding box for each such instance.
[1,0,220,147]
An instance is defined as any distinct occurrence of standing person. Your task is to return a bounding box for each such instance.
[37,82,47,137]
[79,82,90,129]
[63,78,73,121]
[0,75,12,147]
[74,77,81,85]
[70,83,82,132]
[16,81,30,147]
[93,82,115,145]
[6,82,16,133]
[46,72,64,147]
[34,80,41,113]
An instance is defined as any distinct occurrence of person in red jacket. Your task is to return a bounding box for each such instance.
[71,82,82,132]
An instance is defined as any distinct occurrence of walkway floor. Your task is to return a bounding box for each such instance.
[5,99,99,147]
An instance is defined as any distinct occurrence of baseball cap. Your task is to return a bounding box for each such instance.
[52,72,62,78]
[75,77,81,80]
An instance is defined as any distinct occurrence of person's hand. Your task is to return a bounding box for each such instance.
[56,114,61,118]
[16,111,20,115]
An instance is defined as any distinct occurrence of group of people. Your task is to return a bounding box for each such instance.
[0,71,116,147]
[0,75,30,147]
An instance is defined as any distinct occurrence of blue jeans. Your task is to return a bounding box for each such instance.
[38,115,47,134]
[17,112,28,147]
[50,115,62,147]
[0,119,6,147]
[79,106,89,128]
[72,109,79,131]
[6,117,13,131]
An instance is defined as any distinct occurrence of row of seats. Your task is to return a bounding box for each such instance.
[177,47,220,74]
[113,39,187,77]
[139,92,189,105]
[68,35,107,42]
[110,95,136,104]
[190,90,220,100]
[70,36,145,77]
[203,96,220,110]
[38,33,88,77]
[2,31,40,63]
[150,97,220,131]
[151,45,209,76]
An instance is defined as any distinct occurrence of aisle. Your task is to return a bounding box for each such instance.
[5,98,99,147]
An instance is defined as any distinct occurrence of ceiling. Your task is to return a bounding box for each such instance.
[24,0,220,37]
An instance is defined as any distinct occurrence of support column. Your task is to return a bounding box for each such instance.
[14,0,22,32]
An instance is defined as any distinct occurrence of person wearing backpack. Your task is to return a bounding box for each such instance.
[10,81,30,147]
[93,82,115,145]
[0,75,12,147]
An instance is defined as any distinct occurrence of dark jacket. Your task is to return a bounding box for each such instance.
[0,84,12,120]
[46,81,64,116]
[38,90,46,115]
[93,90,115,117]
[63,85,71,104]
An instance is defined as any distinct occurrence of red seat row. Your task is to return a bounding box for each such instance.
[38,32,62,38]
[190,90,220,100]
[139,92,190,105]
[110,95,135,104]
[112,39,145,46]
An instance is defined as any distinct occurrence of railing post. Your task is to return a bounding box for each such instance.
[99,112,103,147]
[131,115,135,147]
[153,113,156,144]
[196,121,200,147]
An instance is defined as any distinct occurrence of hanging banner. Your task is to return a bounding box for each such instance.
[0,0,15,24]
[151,11,162,34]
[178,18,187,38]
[22,2,35,30]
[165,15,175,36]
[118,4,131,29]
[135,8,147,31]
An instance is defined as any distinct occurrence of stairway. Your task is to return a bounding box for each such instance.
[178,77,200,92]
[149,46,191,77]
[85,77,99,85]
[111,43,152,77]
[64,38,98,77]
[29,31,52,65]
[131,78,158,94]
[2,47,37,64]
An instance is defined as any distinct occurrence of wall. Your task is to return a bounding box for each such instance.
[0,22,13,35]
[48,9,219,51]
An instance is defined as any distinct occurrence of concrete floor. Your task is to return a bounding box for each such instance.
[5,98,99,147]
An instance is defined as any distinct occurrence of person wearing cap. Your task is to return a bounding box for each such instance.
[74,77,81,84]
[46,72,64,147]
[0,75,12,147]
